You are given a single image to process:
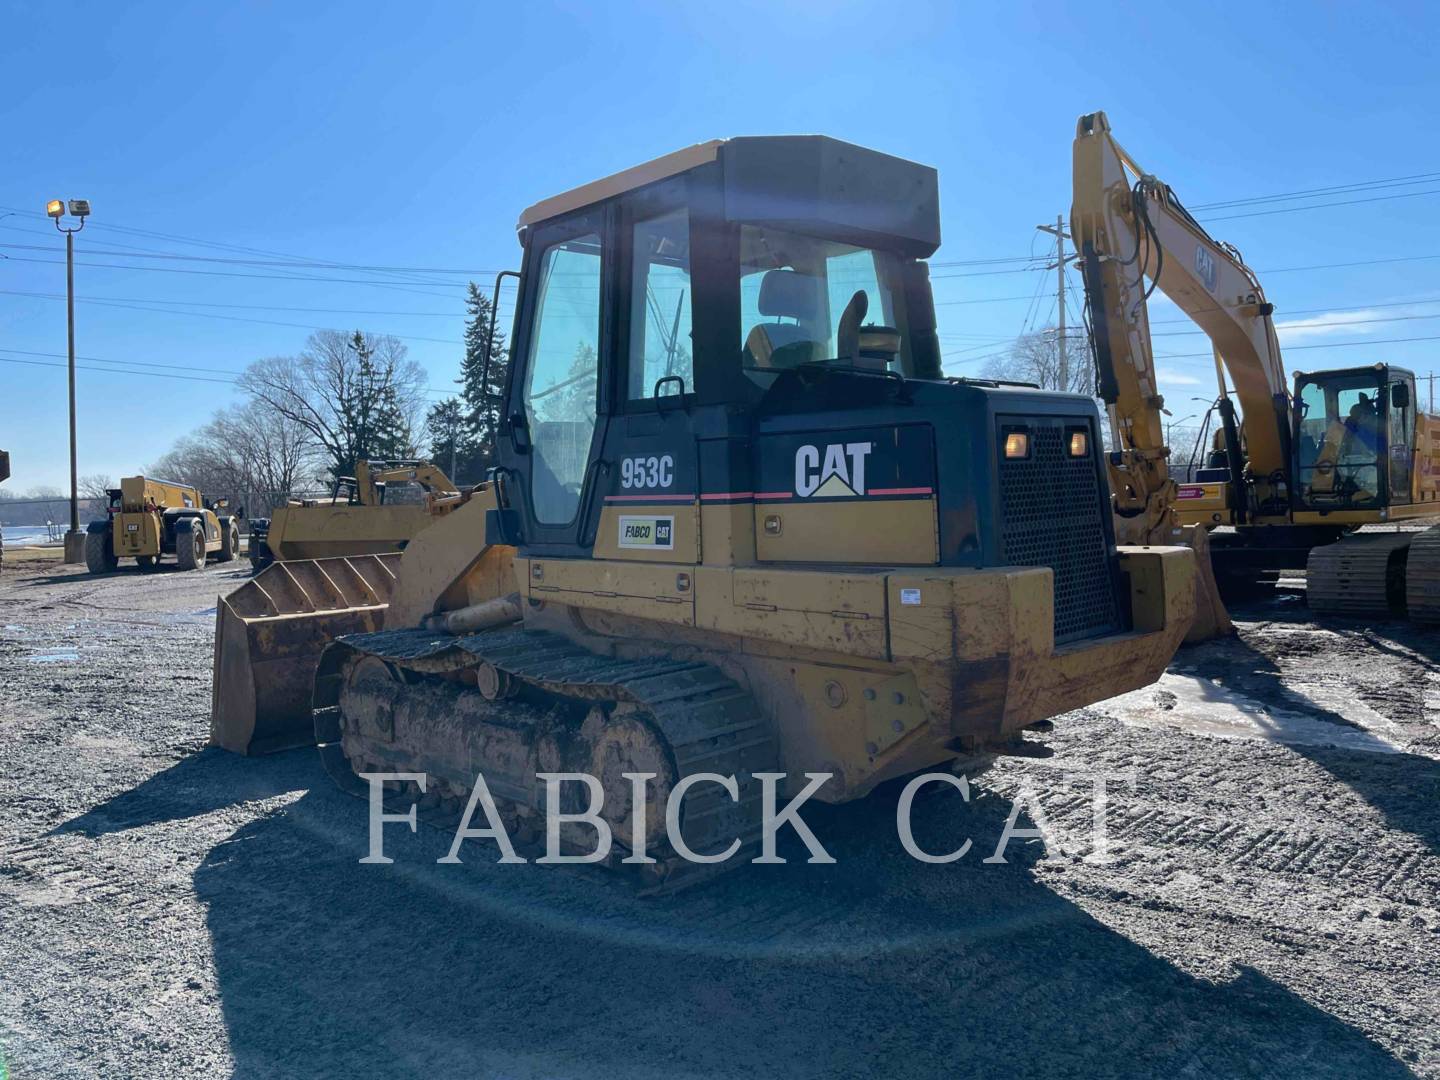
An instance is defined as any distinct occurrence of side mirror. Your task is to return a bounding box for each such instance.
[1391,383,1411,410]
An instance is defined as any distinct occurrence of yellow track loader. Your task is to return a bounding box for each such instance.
[247,459,460,571]
[1072,111,1440,624]
[85,476,237,573]
[212,136,1196,885]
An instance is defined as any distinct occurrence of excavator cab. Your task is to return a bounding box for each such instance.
[1293,365,1417,508]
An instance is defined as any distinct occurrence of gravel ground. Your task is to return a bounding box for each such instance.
[0,555,1436,1079]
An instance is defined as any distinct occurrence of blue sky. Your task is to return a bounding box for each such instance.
[3,0,1438,490]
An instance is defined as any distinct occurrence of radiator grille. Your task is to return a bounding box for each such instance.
[997,419,1122,644]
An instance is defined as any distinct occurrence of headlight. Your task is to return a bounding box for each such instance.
[1069,430,1088,457]
[1004,432,1029,459]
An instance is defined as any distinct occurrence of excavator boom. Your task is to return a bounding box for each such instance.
[1071,111,1241,639]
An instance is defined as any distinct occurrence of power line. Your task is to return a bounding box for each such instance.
[1197,186,1440,223]
[0,347,459,396]
[1147,294,1440,325]
[2,288,467,346]
[1189,171,1440,211]
[0,288,469,318]
[1155,332,1440,361]
[0,254,467,290]
[1152,310,1440,337]
[0,240,498,277]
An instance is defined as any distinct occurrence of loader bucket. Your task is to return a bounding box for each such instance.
[1179,524,1234,644]
[210,553,401,755]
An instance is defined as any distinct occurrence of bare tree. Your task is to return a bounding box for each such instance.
[149,401,324,511]
[78,473,114,519]
[982,330,1094,396]
[238,330,427,481]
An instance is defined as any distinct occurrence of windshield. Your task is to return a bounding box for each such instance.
[1294,372,1385,505]
[738,224,905,384]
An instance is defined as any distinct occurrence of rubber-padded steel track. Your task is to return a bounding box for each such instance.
[1404,525,1440,624]
[1306,532,1414,618]
[313,626,778,891]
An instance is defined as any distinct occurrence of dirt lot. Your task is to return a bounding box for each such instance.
[0,554,1436,1079]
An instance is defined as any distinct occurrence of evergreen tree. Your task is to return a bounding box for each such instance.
[458,282,508,477]
[425,397,466,480]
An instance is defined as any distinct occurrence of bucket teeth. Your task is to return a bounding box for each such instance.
[209,553,401,756]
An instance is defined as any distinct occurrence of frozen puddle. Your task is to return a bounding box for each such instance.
[1094,673,1404,753]
[27,648,79,664]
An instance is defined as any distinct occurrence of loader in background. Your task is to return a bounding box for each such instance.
[247,459,460,571]
[85,476,237,573]
[213,135,1197,887]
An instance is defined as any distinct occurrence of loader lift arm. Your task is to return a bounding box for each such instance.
[353,460,461,509]
[1071,110,1291,538]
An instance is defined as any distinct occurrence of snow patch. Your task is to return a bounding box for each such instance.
[1093,673,1404,753]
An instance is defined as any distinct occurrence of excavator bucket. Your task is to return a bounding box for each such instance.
[210,553,401,756]
[1179,524,1234,643]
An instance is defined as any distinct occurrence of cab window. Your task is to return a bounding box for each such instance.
[739,224,904,384]
[627,207,693,400]
[522,231,602,525]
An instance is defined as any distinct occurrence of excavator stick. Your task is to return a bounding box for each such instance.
[210,553,401,755]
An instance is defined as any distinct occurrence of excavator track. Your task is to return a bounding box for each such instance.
[313,625,778,892]
[1403,525,1440,624]
[1305,531,1415,619]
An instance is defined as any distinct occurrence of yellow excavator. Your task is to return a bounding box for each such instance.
[213,135,1197,885]
[246,459,461,571]
[1072,111,1440,624]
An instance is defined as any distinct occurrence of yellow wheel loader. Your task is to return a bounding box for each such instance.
[246,459,460,571]
[212,136,1196,885]
[85,476,237,573]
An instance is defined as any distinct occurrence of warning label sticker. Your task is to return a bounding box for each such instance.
[618,515,675,550]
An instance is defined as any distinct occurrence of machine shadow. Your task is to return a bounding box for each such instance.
[195,774,1412,1079]
[1176,620,1440,857]
[48,747,312,839]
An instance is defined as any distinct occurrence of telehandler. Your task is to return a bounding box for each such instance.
[1072,111,1440,623]
[85,476,237,573]
[247,459,460,571]
[213,136,1196,885]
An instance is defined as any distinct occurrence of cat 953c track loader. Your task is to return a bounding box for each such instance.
[212,136,1196,885]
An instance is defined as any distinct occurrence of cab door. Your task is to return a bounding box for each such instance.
[1388,374,1416,504]
[591,179,701,565]
[504,208,612,553]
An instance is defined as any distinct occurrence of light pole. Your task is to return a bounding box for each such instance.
[47,198,90,561]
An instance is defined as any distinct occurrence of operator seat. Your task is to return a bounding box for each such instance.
[743,269,826,369]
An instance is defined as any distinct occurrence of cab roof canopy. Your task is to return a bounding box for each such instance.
[517,135,940,258]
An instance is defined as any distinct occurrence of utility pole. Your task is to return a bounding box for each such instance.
[47,198,90,562]
[1037,215,1076,392]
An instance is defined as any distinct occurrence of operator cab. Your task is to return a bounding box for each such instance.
[493,136,1126,646]
[1293,364,1417,509]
